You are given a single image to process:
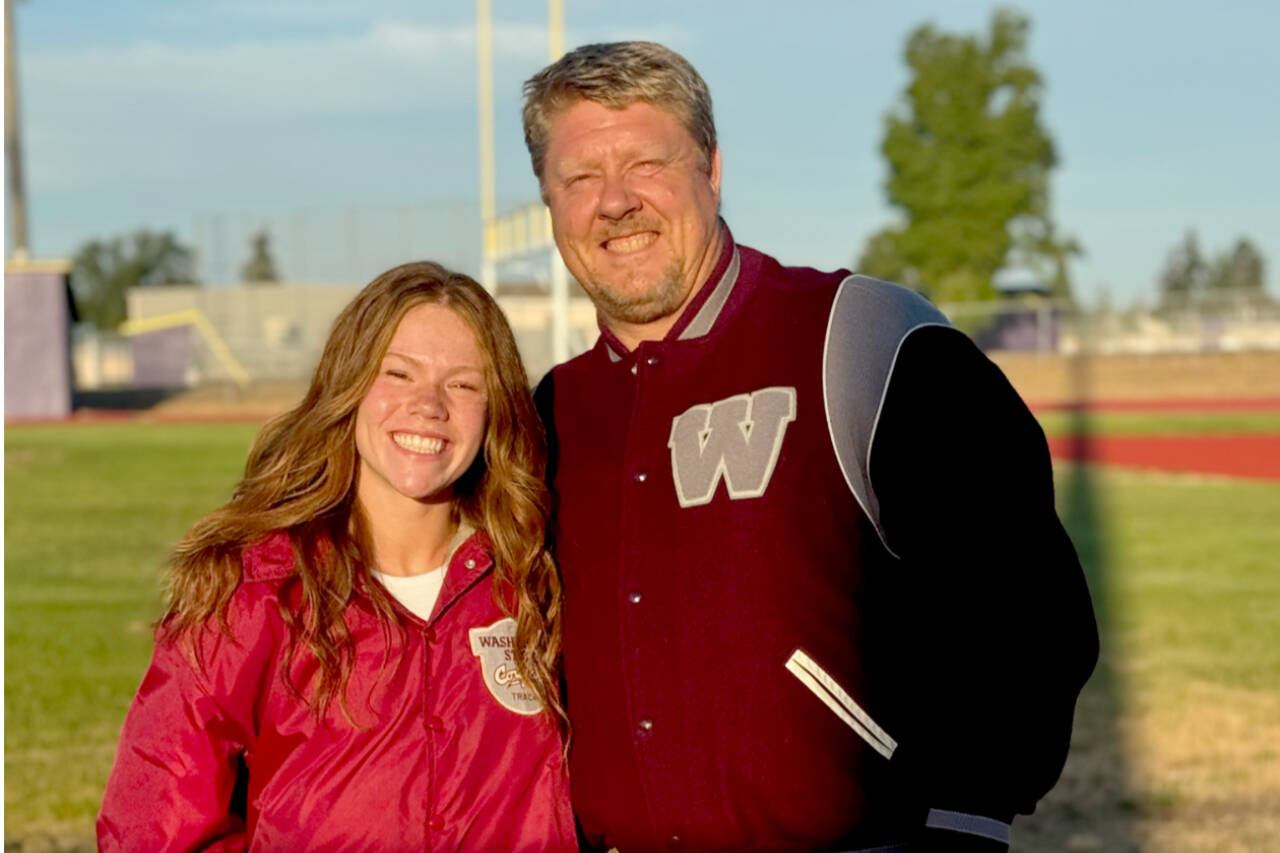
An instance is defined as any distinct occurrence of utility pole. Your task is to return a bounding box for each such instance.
[476,0,495,292]
[547,0,569,364]
[6,0,31,260]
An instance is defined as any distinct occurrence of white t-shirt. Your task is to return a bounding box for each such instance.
[371,522,475,622]
[373,565,447,622]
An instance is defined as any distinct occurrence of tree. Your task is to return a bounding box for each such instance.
[71,229,195,330]
[1216,238,1265,298]
[858,8,1077,302]
[241,230,279,283]
[1159,232,1269,312]
[1157,230,1205,311]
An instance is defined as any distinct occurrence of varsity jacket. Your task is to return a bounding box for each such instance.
[536,229,1097,852]
[98,529,576,852]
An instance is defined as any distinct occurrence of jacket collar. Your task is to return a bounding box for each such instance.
[428,524,493,623]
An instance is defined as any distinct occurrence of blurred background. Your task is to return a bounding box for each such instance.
[5,1,1279,851]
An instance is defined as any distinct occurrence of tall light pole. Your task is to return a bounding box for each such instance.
[476,0,496,292]
[6,0,31,260]
[476,1,573,367]
[546,0,570,364]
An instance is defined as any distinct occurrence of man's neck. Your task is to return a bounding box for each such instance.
[604,226,727,351]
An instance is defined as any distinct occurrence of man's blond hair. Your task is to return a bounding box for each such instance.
[522,41,717,185]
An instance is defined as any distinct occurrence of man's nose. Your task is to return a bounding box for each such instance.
[597,173,641,220]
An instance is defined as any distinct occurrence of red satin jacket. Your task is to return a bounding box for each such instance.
[97,530,576,852]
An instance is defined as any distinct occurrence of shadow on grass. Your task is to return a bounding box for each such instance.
[1016,351,1142,852]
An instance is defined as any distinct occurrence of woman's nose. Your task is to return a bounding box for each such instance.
[407,383,447,419]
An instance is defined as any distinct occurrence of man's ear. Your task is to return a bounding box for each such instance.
[709,147,723,197]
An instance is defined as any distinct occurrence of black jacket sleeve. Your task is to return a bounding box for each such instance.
[868,326,1098,849]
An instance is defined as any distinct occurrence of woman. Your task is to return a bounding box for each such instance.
[98,263,576,851]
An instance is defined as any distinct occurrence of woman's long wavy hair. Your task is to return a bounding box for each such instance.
[163,261,564,725]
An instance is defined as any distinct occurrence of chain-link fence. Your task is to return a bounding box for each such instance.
[193,199,480,286]
[939,297,1280,356]
[71,288,1280,394]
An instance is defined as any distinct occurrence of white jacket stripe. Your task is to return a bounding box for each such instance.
[785,649,897,759]
[925,808,1011,843]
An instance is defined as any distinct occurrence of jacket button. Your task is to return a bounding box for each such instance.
[428,815,445,832]
[464,558,476,569]
[634,471,648,483]
[628,591,642,604]
[668,835,683,848]
[638,718,654,733]
[427,715,445,731]
[646,354,662,367]
[425,626,437,643]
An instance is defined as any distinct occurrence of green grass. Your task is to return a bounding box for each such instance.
[5,422,258,844]
[1036,409,1280,438]
[5,421,1279,848]
[1061,466,1280,690]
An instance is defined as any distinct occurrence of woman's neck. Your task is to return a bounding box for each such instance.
[361,492,459,578]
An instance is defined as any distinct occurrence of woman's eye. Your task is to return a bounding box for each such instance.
[385,369,409,379]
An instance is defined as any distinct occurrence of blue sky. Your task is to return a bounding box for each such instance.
[7,0,1278,306]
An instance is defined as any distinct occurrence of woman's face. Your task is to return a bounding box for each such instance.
[354,302,489,512]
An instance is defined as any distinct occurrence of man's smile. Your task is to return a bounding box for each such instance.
[601,231,660,253]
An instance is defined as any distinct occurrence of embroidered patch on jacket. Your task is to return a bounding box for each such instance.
[468,617,542,715]
[667,386,797,508]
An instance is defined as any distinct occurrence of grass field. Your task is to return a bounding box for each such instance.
[1035,409,1280,438]
[5,417,1279,851]
[5,423,258,850]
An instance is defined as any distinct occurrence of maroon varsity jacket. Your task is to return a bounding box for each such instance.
[536,229,1097,852]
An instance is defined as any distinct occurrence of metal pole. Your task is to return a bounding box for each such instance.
[548,0,564,62]
[476,0,496,292]
[547,0,570,363]
[5,0,31,260]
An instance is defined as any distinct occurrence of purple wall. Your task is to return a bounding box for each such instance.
[130,326,194,387]
[4,267,74,419]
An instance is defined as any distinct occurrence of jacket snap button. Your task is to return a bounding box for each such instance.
[638,718,654,732]
[428,815,445,831]
[634,471,648,483]
[427,715,444,731]
[464,558,476,569]
[628,592,642,604]
[646,354,662,367]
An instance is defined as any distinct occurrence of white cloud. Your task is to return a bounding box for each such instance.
[22,19,551,120]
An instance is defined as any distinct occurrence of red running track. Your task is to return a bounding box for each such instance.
[1046,434,1280,481]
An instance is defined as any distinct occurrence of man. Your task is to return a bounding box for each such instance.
[525,41,1097,853]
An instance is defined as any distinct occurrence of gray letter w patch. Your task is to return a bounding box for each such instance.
[667,386,797,508]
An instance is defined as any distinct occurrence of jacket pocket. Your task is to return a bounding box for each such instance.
[785,648,897,760]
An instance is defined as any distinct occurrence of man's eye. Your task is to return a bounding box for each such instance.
[384,369,409,379]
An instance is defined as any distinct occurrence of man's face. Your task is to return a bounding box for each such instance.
[542,99,723,335]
